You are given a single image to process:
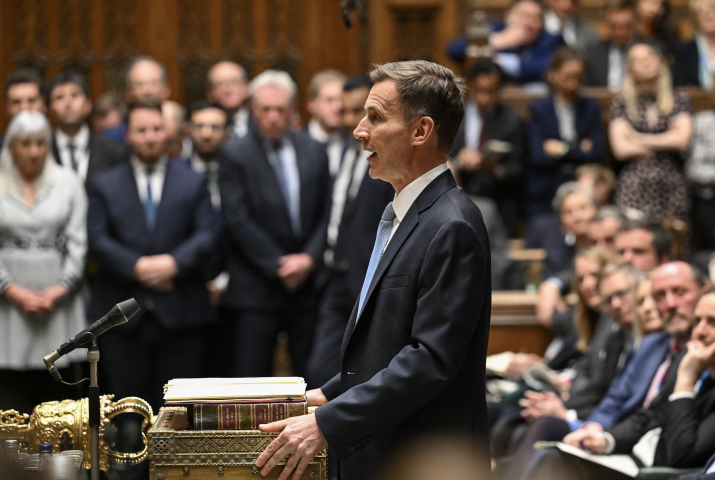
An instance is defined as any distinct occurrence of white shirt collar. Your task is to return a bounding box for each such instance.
[130,154,168,174]
[190,152,218,174]
[55,124,90,151]
[392,163,449,223]
[308,119,341,144]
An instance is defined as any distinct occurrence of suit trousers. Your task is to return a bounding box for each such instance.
[99,311,205,412]
[306,274,356,389]
[231,298,317,378]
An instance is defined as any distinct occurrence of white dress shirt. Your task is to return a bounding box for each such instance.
[233,106,250,138]
[308,119,344,177]
[190,153,221,209]
[385,163,448,252]
[544,11,577,47]
[608,45,626,92]
[463,101,483,151]
[55,124,91,181]
[131,154,168,205]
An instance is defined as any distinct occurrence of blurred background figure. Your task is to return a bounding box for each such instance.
[671,0,715,88]
[450,59,527,238]
[543,0,600,52]
[1,68,46,148]
[162,100,190,162]
[525,47,606,218]
[206,61,251,139]
[90,92,127,143]
[634,0,677,48]
[0,111,87,414]
[609,42,692,223]
[46,71,128,187]
[576,163,616,207]
[583,0,640,90]
[124,56,171,103]
[304,70,346,177]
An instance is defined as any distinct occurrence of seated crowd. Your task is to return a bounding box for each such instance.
[2,0,715,476]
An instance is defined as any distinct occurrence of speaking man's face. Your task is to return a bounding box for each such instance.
[353,80,415,187]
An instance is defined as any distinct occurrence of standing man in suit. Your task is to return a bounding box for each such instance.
[207,61,251,139]
[304,70,347,177]
[584,0,638,90]
[87,99,217,411]
[125,56,171,104]
[46,71,127,186]
[218,70,331,379]
[450,59,526,237]
[255,60,492,480]
[306,75,394,389]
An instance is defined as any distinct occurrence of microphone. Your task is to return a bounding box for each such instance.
[44,299,140,382]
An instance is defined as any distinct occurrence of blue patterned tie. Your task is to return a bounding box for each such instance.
[357,202,396,318]
[144,168,157,229]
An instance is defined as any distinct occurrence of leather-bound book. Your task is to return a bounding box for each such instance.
[190,402,307,430]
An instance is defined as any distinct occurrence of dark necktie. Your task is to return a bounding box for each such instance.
[144,168,157,229]
[67,142,78,171]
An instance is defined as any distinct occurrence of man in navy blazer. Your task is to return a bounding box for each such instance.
[255,61,492,480]
[87,99,218,411]
[218,70,331,379]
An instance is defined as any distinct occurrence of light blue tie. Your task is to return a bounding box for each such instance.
[357,202,396,318]
[144,169,157,229]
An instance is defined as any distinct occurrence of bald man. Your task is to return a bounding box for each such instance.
[207,61,250,138]
[125,56,171,103]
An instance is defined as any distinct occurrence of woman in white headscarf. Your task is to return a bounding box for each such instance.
[0,110,87,414]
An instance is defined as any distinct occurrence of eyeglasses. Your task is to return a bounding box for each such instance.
[601,287,633,308]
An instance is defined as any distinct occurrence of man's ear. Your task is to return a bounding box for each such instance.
[412,116,436,147]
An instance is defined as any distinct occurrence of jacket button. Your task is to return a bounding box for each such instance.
[348,446,354,452]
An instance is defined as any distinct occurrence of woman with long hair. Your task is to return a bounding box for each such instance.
[0,111,87,414]
[609,42,693,221]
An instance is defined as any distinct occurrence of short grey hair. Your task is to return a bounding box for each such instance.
[552,181,597,213]
[249,70,297,101]
[125,56,168,87]
[593,205,627,224]
[369,60,466,153]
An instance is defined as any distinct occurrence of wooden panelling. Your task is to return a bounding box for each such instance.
[489,291,552,356]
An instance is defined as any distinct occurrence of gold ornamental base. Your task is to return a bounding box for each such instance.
[0,395,153,470]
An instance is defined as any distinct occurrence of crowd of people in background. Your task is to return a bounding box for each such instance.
[2,0,715,476]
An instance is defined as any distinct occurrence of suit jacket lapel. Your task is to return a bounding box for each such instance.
[85,135,99,183]
[251,131,293,231]
[340,170,457,356]
[153,164,176,232]
[119,164,152,243]
[51,134,62,166]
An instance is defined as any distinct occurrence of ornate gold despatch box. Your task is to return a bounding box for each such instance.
[148,406,327,479]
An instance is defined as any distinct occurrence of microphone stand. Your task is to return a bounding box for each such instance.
[87,339,100,480]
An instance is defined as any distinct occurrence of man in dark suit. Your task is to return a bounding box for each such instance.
[206,61,251,139]
[306,75,394,389]
[46,71,127,186]
[218,70,331,379]
[522,290,715,480]
[450,59,526,238]
[583,0,638,90]
[87,99,218,411]
[255,60,492,480]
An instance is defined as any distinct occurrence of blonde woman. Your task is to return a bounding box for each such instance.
[609,42,692,222]
[0,111,87,414]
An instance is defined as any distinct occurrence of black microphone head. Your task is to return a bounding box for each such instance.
[117,299,140,321]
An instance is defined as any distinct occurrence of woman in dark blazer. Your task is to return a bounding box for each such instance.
[525,46,606,218]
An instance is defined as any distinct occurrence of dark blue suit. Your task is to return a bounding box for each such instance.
[448,27,564,84]
[217,129,331,377]
[315,170,492,480]
[87,161,218,410]
[525,94,605,217]
[585,332,671,429]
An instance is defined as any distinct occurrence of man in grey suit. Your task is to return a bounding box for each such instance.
[256,60,492,480]
[583,0,639,90]
[46,72,127,186]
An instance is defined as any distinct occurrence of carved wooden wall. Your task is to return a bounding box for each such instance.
[0,0,464,130]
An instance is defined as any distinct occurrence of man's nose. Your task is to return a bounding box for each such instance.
[353,116,368,141]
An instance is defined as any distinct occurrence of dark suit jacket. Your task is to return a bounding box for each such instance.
[525,94,606,216]
[672,39,701,87]
[584,40,614,88]
[586,332,671,429]
[331,165,395,302]
[608,352,715,469]
[681,453,715,480]
[565,315,630,419]
[87,162,218,330]
[217,129,331,310]
[51,131,128,187]
[448,28,564,84]
[314,170,492,480]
